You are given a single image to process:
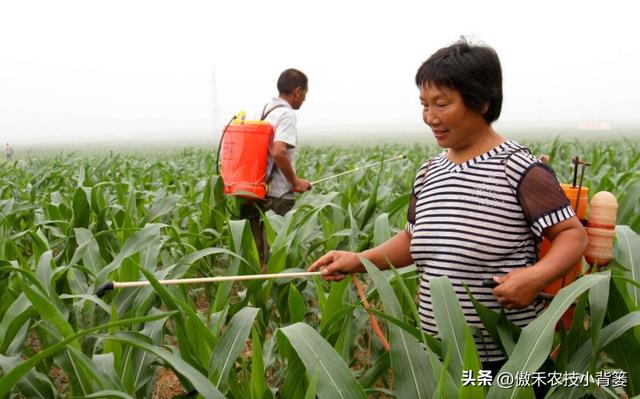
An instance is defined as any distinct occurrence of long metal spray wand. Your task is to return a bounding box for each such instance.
[311,154,406,185]
[96,271,322,297]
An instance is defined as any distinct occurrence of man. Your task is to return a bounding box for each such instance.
[262,68,312,213]
[5,143,14,161]
[244,68,312,268]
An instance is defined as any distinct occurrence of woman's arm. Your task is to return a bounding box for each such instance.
[492,217,588,309]
[308,230,413,281]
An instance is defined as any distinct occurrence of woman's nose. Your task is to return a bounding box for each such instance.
[424,108,439,126]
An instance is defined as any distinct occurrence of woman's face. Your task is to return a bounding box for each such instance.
[419,83,488,150]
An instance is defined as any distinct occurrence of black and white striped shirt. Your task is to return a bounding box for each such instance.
[407,140,574,362]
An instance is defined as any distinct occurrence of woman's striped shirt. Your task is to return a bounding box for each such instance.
[406,140,574,362]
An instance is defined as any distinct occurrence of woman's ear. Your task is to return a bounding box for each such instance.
[482,102,489,114]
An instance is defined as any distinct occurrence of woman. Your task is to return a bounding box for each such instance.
[308,39,587,372]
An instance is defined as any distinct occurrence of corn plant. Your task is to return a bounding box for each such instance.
[0,139,639,398]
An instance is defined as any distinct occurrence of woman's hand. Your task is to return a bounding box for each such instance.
[492,267,544,310]
[308,251,362,281]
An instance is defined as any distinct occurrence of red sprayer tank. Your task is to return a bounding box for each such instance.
[220,114,274,199]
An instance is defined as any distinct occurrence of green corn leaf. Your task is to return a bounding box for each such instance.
[616,182,640,228]
[19,278,78,349]
[132,308,166,394]
[362,258,436,399]
[250,328,268,399]
[588,271,610,366]
[69,390,135,399]
[0,312,176,398]
[320,278,350,330]
[0,293,35,354]
[303,365,321,399]
[460,327,485,399]
[95,223,164,285]
[279,322,367,399]
[209,307,260,390]
[72,187,91,228]
[288,283,306,323]
[34,251,70,319]
[495,310,519,357]
[0,354,57,399]
[347,205,360,252]
[140,194,181,225]
[334,302,355,362]
[614,225,640,307]
[279,346,307,399]
[137,268,201,369]
[74,228,105,276]
[487,273,609,399]
[373,212,391,247]
[358,351,390,388]
[552,311,640,399]
[359,158,383,230]
[104,333,224,399]
[429,276,466,383]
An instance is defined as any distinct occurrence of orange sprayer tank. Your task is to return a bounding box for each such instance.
[541,184,589,297]
[220,118,274,199]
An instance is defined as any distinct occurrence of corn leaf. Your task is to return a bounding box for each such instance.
[487,273,609,399]
[614,225,640,307]
[279,322,367,399]
[430,276,466,383]
[0,354,57,399]
[551,311,640,399]
[104,333,225,399]
[0,312,175,398]
[209,307,260,390]
[363,258,436,399]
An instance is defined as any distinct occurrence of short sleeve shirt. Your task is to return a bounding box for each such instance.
[406,140,574,362]
[260,98,297,199]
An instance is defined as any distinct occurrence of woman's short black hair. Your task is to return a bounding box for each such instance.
[415,38,503,124]
[277,68,308,95]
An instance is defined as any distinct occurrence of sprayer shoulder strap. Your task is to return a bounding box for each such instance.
[260,104,287,186]
[260,104,286,121]
[502,146,533,193]
[420,159,433,187]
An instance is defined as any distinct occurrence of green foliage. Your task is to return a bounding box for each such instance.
[0,140,639,397]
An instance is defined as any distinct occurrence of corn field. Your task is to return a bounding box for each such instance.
[0,139,639,398]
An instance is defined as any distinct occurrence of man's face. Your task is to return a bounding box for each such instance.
[291,87,308,110]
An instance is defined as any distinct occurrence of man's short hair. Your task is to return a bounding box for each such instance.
[277,68,308,95]
[415,38,503,124]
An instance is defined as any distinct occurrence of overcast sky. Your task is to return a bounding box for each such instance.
[1,0,638,146]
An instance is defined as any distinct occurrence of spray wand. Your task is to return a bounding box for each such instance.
[311,154,406,185]
[96,271,321,298]
[95,270,391,351]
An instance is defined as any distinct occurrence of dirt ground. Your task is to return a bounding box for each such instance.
[152,367,185,399]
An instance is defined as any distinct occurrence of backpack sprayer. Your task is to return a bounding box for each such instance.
[484,155,619,330]
[216,110,407,199]
[96,117,407,296]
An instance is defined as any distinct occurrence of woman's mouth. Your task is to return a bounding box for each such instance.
[433,129,448,140]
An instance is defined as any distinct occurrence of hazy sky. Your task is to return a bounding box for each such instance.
[1,0,638,146]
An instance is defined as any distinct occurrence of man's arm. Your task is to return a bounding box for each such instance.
[272,141,311,192]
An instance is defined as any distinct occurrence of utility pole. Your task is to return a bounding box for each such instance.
[212,66,221,139]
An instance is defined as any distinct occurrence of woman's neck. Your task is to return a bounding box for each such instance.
[446,128,505,164]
